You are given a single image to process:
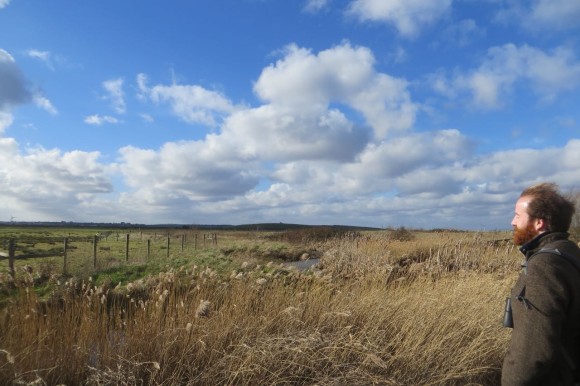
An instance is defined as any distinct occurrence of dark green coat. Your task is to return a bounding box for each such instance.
[502,232,580,386]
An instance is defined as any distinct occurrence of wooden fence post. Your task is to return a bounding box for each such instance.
[8,239,15,279]
[125,234,130,261]
[147,239,151,259]
[166,236,170,258]
[63,237,68,275]
[93,235,98,269]
[181,234,185,252]
[194,234,197,250]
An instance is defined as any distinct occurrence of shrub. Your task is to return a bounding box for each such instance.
[278,227,361,244]
[387,226,415,241]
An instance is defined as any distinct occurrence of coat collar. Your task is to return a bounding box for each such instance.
[520,231,570,258]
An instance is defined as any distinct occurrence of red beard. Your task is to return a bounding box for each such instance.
[513,221,538,245]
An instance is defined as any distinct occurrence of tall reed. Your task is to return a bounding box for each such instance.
[0,231,521,385]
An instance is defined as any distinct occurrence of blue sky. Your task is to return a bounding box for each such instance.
[1,0,579,230]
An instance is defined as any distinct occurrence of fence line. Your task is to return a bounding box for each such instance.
[0,232,219,279]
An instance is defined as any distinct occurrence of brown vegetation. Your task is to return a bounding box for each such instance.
[0,229,531,385]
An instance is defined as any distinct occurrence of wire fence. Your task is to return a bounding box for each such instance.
[0,231,219,279]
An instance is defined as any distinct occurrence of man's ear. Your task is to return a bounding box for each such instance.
[533,218,548,233]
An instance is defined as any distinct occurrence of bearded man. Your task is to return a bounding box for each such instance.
[502,183,580,386]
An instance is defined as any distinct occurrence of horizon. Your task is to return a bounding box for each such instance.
[1,1,579,230]
[0,219,510,232]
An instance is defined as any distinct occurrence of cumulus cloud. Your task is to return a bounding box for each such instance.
[3,34,578,229]
[263,129,472,205]
[129,42,415,177]
[347,0,452,38]
[255,43,374,109]
[107,42,429,222]
[137,74,236,127]
[0,144,113,220]
[222,105,369,162]
[348,73,416,137]
[254,43,417,138]
[112,43,422,217]
[84,114,120,125]
[430,44,580,108]
[341,129,473,193]
[394,168,462,197]
[232,137,580,228]
[117,138,260,204]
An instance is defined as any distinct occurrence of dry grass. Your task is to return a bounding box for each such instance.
[0,230,522,385]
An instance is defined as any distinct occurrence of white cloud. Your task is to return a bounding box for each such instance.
[0,144,113,221]
[460,140,580,191]
[117,139,260,204]
[347,0,452,38]
[0,0,10,9]
[395,168,462,197]
[139,113,154,123]
[84,114,120,125]
[263,129,472,203]
[254,43,374,109]
[107,42,424,220]
[33,94,58,115]
[254,43,417,138]
[222,105,369,162]
[344,129,472,190]
[26,50,50,61]
[136,73,149,100]
[26,49,53,69]
[3,33,579,229]
[348,73,416,137]
[232,137,580,228]
[143,82,236,127]
[431,44,580,109]
[103,78,126,114]
[303,0,329,13]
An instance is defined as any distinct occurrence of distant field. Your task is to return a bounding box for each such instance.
[0,226,279,278]
[0,226,540,385]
